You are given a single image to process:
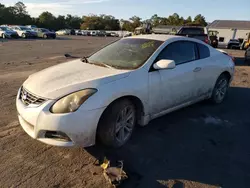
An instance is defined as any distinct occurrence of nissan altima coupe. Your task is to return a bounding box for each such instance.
[16,35,234,148]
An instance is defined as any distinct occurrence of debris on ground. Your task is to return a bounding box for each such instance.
[100,157,128,187]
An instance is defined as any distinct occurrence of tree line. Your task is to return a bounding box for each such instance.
[0,2,208,31]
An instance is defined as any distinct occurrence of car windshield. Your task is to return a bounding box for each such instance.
[0,27,8,31]
[41,28,49,32]
[180,28,204,35]
[20,26,29,31]
[88,38,163,69]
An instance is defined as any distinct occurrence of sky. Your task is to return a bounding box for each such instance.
[2,0,250,22]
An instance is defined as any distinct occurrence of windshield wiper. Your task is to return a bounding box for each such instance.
[88,61,114,69]
[65,54,90,64]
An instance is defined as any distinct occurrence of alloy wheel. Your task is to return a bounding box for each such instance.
[115,105,135,144]
[215,78,228,102]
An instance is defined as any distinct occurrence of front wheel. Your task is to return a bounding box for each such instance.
[210,74,229,104]
[97,99,136,148]
[22,33,26,38]
[43,34,48,39]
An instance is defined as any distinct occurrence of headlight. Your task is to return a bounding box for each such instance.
[50,89,97,114]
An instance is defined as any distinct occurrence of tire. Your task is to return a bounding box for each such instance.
[22,33,26,38]
[97,99,136,148]
[43,34,48,39]
[227,44,233,49]
[2,33,5,39]
[210,74,229,104]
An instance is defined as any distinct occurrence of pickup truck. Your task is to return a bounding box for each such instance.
[176,26,211,45]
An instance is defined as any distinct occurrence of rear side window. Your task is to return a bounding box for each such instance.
[179,28,204,35]
[156,41,197,65]
[197,43,210,59]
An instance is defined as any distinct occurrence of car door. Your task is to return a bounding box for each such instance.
[148,41,200,114]
[0,28,3,36]
[193,43,219,96]
[38,29,43,37]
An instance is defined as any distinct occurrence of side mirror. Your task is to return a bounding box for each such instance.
[153,59,176,70]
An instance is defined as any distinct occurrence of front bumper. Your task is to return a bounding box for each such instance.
[16,88,105,147]
[48,34,56,38]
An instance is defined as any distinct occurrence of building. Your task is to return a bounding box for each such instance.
[208,20,250,47]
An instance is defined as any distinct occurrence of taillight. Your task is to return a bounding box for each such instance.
[204,37,209,44]
[231,56,235,63]
[228,54,235,63]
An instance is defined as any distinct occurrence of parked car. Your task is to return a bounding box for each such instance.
[227,39,240,49]
[91,31,97,36]
[97,31,107,37]
[86,31,91,36]
[111,32,119,37]
[81,30,87,36]
[75,30,82,35]
[176,26,210,45]
[69,29,75,35]
[0,26,19,38]
[124,32,132,37]
[16,35,234,148]
[26,25,37,29]
[10,25,37,38]
[105,32,112,37]
[33,28,56,39]
[56,29,70,35]
[245,47,250,65]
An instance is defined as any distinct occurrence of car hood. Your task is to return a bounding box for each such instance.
[23,59,131,99]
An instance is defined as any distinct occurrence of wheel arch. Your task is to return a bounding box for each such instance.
[95,95,146,145]
[99,95,145,124]
[96,95,144,130]
[220,71,232,81]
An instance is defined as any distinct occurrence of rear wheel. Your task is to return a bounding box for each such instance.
[2,33,5,39]
[227,44,233,49]
[210,74,229,104]
[22,33,26,38]
[97,99,136,148]
[43,34,48,39]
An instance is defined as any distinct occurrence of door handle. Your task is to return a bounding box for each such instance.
[193,67,201,72]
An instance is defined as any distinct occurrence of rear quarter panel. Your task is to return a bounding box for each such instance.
[209,48,235,84]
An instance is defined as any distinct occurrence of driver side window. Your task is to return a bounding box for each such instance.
[156,41,197,65]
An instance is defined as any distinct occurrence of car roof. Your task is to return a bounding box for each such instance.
[126,34,186,42]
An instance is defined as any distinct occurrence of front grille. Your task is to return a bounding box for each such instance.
[20,87,46,106]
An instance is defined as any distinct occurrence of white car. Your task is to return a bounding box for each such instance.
[56,30,70,36]
[16,35,234,148]
[10,26,37,38]
[90,31,97,36]
[111,32,119,37]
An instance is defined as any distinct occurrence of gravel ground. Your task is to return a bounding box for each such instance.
[0,36,250,188]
